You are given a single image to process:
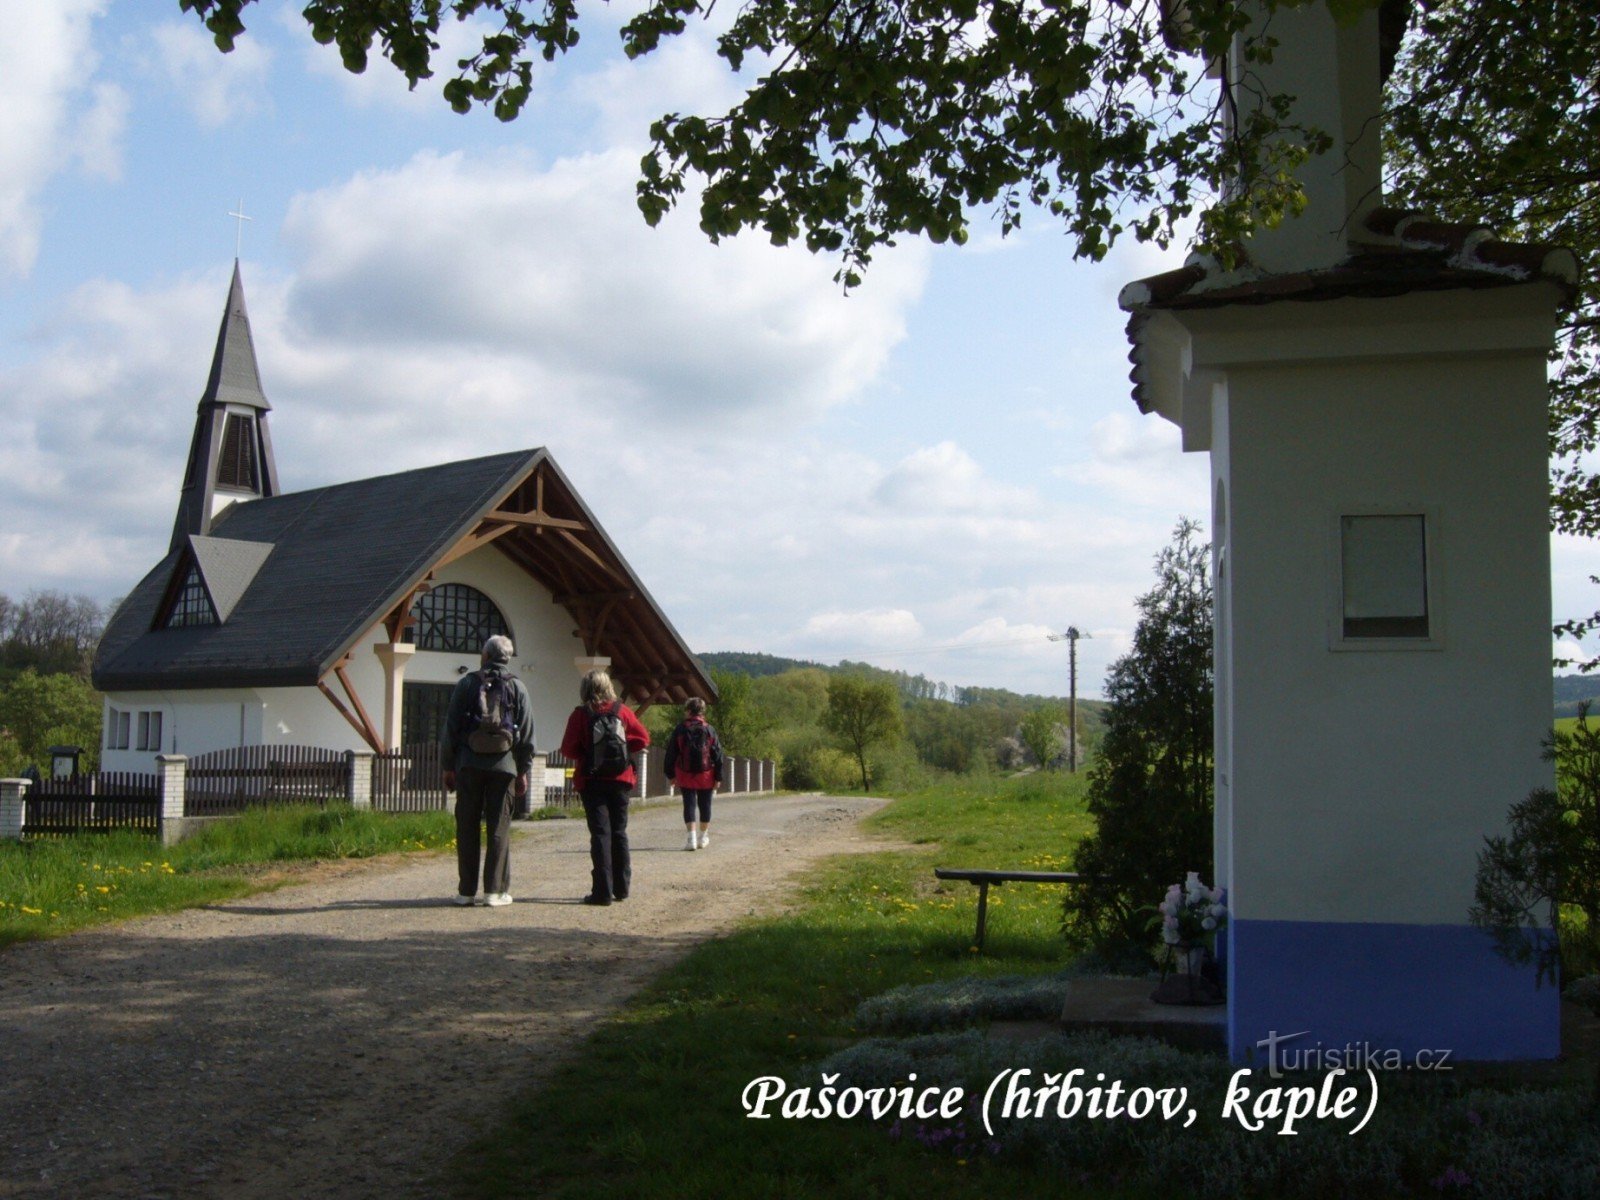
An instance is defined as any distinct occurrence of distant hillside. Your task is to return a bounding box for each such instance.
[698,651,828,679]
[699,650,1104,716]
[1555,673,1600,717]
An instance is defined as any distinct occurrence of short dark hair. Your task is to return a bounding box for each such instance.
[685,697,706,716]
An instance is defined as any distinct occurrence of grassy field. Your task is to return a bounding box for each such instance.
[456,772,1105,1200]
[456,773,1598,1200]
[0,805,455,948]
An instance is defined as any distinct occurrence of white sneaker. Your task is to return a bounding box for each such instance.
[684,832,698,851]
[484,892,513,907]
[698,830,710,849]
[453,894,476,906]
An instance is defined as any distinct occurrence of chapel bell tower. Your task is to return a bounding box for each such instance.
[169,261,280,553]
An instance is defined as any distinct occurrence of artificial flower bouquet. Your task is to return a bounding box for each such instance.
[1155,871,1228,948]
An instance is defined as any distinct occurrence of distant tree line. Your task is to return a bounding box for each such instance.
[0,590,108,679]
[677,652,1104,790]
[0,590,109,777]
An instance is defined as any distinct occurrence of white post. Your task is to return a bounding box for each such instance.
[156,754,188,847]
[525,754,547,812]
[347,750,373,811]
[372,643,416,752]
[1,778,29,840]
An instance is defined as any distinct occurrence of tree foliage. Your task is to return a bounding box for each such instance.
[1385,0,1600,655]
[1064,519,1212,960]
[1470,705,1600,987]
[0,670,103,776]
[706,667,775,756]
[179,0,1368,285]
[1017,704,1068,770]
[821,674,903,790]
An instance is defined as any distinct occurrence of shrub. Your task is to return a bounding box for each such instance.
[1472,705,1600,986]
[1065,520,1213,960]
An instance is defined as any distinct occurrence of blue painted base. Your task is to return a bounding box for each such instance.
[1228,919,1560,1064]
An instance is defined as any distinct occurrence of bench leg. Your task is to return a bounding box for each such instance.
[975,881,989,952]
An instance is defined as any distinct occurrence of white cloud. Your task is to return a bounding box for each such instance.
[279,148,928,430]
[1058,410,1211,512]
[147,20,273,128]
[801,608,925,650]
[873,441,1035,515]
[0,0,115,276]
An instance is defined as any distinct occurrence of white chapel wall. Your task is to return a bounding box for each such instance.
[1222,348,1553,928]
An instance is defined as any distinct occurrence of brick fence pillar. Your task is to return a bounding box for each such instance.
[156,754,188,847]
[347,751,373,811]
[1,778,29,841]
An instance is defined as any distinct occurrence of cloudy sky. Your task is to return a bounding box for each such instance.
[2,2,1596,698]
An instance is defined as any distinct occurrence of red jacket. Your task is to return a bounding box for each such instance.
[666,716,722,790]
[560,700,650,790]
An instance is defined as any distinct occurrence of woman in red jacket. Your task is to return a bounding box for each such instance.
[559,669,650,905]
[665,697,723,850]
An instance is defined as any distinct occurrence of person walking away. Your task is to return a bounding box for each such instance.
[441,635,535,906]
[559,668,650,906]
[665,697,723,850]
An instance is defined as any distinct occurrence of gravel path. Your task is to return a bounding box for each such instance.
[0,792,887,1200]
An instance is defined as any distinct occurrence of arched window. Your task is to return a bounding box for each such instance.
[407,583,510,653]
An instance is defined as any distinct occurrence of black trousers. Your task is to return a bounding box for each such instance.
[681,788,713,824]
[456,767,514,896]
[581,781,631,900]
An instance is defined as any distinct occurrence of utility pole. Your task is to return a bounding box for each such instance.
[1047,627,1088,771]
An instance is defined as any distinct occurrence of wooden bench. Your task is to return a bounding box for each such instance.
[933,868,1105,951]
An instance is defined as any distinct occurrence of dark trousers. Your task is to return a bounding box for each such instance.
[581,781,631,900]
[456,767,514,896]
[681,788,713,824]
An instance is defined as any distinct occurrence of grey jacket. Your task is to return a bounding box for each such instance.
[441,667,536,777]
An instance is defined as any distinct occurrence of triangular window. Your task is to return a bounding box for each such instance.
[165,563,218,628]
[217,413,259,491]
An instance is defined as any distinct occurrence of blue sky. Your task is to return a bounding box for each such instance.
[2,2,1596,698]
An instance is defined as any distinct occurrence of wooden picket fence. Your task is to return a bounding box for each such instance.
[372,743,449,812]
[182,744,348,816]
[21,772,160,837]
[8,742,777,839]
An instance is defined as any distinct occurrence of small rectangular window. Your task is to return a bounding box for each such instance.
[107,709,130,750]
[136,711,163,753]
[1341,514,1429,639]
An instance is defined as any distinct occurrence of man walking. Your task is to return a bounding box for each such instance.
[442,635,535,906]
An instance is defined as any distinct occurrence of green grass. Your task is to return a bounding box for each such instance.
[456,771,1102,1200]
[456,772,1599,1200]
[0,805,455,947]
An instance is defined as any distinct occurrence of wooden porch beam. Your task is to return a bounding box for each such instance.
[484,509,588,532]
[436,522,519,570]
[557,529,614,577]
[318,681,384,754]
[333,661,385,754]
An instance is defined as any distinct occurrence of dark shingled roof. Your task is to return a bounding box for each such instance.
[1119,205,1582,413]
[96,451,537,690]
[95,447,715,705]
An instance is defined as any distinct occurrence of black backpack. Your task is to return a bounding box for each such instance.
[682,723,710,773]
[466,670,516,754]
[588,702,630,777]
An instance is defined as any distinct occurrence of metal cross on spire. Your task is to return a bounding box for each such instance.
[228,199,253,259]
